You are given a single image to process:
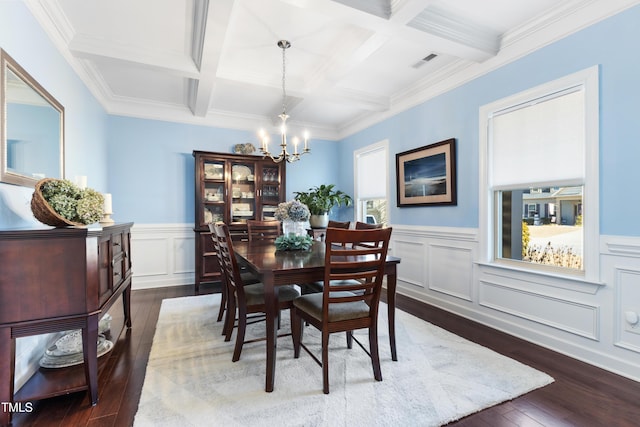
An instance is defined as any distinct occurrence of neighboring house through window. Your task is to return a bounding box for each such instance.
[479,66,599,280]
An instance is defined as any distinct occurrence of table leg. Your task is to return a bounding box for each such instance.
[123,283,132,329]
[263,272,277,392]
[82,313,99,405]
[387,266,398,361]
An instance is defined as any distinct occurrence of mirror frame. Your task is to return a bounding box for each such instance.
[0,49,65,187]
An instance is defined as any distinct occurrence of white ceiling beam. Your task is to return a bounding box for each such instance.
[188,0,235,117]
[406,4,500,57]
[330,0,392,19]
[284,0,498,61]
[68,34,200,78]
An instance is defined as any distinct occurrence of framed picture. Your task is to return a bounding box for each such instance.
[396,138,457,207]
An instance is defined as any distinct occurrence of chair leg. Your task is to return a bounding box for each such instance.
[223,294,236,342]
[346,331,353,349]
[369,323,382,382]
[232,305,247,362]
[322,330,330,394]
[217,281,227,322]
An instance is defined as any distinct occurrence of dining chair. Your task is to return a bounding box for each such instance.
[291,226,392,394]
[301,220,352,295]
[247,219,281,242]
[208,223,259,340]
[213,222,300,361]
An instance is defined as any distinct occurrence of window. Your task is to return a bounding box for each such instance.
[479,67,599,280]
[354,141,389,225]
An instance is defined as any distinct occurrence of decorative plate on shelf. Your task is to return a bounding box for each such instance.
[39,330,114,368]
[231,165,252,180]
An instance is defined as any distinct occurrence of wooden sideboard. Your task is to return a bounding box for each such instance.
[0,223,133,426]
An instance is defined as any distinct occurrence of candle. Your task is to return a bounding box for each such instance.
[75,176,87,190]
[293,137,299,154]
[103,193,113,214]
[304,131,309,151]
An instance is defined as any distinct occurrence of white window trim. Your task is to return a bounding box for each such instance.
[353,140,389,223]
[478,66,600,283]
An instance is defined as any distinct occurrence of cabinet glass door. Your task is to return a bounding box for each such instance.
[261,165,281,220]
[202,160,225,225]
[230,162,256,223]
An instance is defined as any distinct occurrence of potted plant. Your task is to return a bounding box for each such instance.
[294,184,352,228]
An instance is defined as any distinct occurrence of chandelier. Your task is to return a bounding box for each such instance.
[259,40,310,163]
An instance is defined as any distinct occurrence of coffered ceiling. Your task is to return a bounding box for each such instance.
[24,0,636,140]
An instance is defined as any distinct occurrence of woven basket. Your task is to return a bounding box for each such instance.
[31,178,84,227]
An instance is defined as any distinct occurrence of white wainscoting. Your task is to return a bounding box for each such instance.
[389,225,640,382]
[131,223,195,289]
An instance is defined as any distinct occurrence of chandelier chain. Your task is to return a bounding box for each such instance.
[281,42,287,115]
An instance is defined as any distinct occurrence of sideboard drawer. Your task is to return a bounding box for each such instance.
[111,232,123,256]
[112,254,124,289]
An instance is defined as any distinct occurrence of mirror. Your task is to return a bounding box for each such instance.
[1,49,64,187]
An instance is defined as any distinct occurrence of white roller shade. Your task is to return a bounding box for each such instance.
[490,88,585,187]
[357,147,386,199]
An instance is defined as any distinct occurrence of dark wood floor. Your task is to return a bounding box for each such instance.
[10,284,640,427]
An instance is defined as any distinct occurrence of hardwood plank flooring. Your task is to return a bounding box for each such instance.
[9,285,640,427]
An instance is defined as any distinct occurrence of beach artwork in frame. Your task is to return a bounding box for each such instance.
[396,138,457,206]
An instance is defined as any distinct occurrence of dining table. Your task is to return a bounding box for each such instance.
[232,239,401,392]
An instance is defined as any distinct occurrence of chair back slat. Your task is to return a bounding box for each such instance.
[323,227,392,320]
[213,222,246,302]
[247,220,281,242]
[328,220,351,229]
[354,221,383,229]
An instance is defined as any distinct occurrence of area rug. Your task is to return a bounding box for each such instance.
[134,294,553,427]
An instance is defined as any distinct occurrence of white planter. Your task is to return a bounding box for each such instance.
[309,213,329,228]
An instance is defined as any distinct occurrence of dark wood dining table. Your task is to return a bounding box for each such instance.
[232,239,401,392]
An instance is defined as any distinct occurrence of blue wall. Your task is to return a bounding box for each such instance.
[2,2,640,236]
[106,115,340,223]
[340,4,640,236]
[0,1,109,228]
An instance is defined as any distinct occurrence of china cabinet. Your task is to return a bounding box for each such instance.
[193,151,286,292]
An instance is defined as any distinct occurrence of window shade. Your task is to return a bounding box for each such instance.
[357,147,386,199]
[490,89,585,187]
